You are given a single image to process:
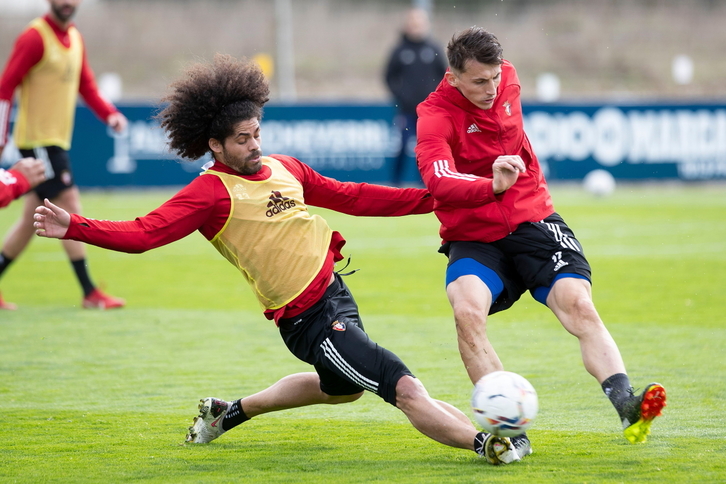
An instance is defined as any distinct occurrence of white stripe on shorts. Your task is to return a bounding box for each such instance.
[33,147,55,179]
[320,338,379,393]
[545,221,581,252]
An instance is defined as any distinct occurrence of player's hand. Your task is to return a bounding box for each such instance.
[11,157,46,188]
[33,198,70,239]
[492,155,526,194]
[107,112,128,134]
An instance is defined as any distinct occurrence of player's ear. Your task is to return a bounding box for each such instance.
[445,71,458,88]
[209,138,223,155]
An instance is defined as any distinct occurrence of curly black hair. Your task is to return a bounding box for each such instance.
[155,54,270,160]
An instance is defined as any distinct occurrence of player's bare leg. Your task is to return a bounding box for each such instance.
[446,275,503,384]
[186,373,362,444]
[394,375,519,464]
[240,372,362,417]
[548,277,666,442]
[546,277,625,383]
[434,399,480,426]
[395,375,478,449]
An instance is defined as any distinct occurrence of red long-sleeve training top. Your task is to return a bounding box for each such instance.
[415,61,554,243]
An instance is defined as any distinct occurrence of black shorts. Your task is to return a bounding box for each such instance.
[278,273,412,406]
[440,213,592,314]
[20,146,75,200]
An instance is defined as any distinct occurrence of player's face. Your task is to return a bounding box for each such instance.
[48,0,81,23]
[211,118,263,175]
[445,60,502,110]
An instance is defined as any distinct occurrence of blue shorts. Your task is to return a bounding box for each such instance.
[446,257,505,300]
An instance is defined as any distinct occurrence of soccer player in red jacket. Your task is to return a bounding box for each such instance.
[0,0,126,310]
[33,54,521,465]
[415,27,666,458]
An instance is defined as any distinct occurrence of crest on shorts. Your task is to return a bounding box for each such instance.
[331,320,346,331]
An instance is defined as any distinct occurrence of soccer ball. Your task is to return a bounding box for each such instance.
[471,371,538,437]
[583,169,616,197]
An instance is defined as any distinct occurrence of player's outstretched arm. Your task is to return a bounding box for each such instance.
[33,199,70,239]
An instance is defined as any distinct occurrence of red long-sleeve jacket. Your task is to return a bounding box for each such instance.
[62,155,433,322]
[415,60,554,243]
[0,14,118,148]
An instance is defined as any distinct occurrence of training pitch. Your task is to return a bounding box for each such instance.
[1,183,724,483]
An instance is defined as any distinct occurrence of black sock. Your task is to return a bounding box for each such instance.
[222,399,250,431]
[0,252,14,277]
[71,258,95,296]
[473,431,488,456]
[601,373,633,418]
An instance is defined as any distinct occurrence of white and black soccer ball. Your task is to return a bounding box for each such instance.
[471,371,538,437]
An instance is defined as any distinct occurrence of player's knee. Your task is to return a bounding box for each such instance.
[560,296,604,336]
[453,308,488,345]
[566,293,598,320]
[394,375,428,409]
[452,301,487,327]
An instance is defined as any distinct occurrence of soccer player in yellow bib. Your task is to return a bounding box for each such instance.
[0,0,126,310]
[33,54,521,465]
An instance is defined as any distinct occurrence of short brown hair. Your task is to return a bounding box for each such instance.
[447,27,503,73]
[156,54,270,160]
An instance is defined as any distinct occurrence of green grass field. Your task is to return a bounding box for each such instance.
[1,183,725,483]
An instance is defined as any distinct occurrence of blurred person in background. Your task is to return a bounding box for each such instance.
[0,0,127,310]
[384,7,446,187]
[33,54,522,465]
[416,27,666,461]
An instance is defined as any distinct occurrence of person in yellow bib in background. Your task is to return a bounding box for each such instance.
[0,0,127,310]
